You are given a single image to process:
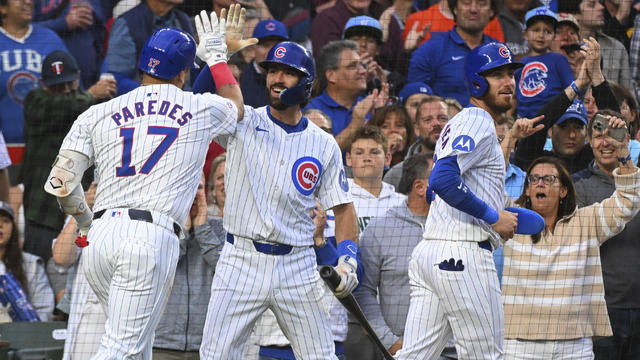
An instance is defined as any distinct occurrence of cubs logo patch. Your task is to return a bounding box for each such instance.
[339,169,349,192]
[274,46,286,58]
[452,135,475,152]
[265,21,276,31]
[292,157,322,195]
[519,62,548,97]
[498,46,510,58]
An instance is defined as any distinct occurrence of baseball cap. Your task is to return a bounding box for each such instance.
[343,16,383,43]
[252,19,289,41]
[557,99,588,126]
[557,12,580,33]
[398,82,433,104]
[0,201,14,221]
[525,7,559,30]
[41,50,79,87]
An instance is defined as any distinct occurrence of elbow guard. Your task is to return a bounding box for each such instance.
[56,185,93,230]
[44,150,91,197]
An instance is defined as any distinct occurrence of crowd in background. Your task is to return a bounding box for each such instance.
[0,0,639,359]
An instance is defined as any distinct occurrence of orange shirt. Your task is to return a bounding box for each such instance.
[403,3,504,46]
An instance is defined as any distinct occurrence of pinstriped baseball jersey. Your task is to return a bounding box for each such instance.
[427,106,507,246]
[59,84,237,226]
[221,106,352,246]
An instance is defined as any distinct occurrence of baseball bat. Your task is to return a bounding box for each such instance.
[319,265,396,360]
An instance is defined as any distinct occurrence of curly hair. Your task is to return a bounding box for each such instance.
[2,213,27,290]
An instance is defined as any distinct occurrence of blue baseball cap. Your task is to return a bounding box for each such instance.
[252,19,289,41]
[343,16,383,43]
[398,82,433,104]
[525,6,558,30]
[557,99,588,126]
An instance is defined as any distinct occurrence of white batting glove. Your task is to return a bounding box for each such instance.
[333,255,358,298]
[194,10,228,66]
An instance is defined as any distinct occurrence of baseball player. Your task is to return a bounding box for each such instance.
[194,24,360,360]
[43,8,249,358]
[396,43,524,360]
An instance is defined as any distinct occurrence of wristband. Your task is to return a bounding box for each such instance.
[210,62,238,88]
[481,206,499,225]
[337,240,358,258]
[618,154,632,164]
[570,82,585,99]
[314,238,338,266]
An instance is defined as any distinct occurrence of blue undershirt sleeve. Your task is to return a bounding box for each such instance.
[430,156,499,224]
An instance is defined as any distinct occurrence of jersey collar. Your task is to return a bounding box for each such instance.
[267,106,308,134]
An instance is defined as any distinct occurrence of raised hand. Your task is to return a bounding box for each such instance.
[404,22,431,52]
[510,115,545,140]
[194,10,228,66]
[224,4,259,57]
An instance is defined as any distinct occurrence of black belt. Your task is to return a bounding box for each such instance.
[226,234,293,255]
[93,209,181,237]
[478,240,492,251]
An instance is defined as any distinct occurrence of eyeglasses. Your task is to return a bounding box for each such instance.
[527,174,558,185]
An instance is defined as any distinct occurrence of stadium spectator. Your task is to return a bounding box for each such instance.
[342,126,406,360]
[552,12,581,57]
[342,16,389,88]
[560,0,633,95]
[303,108,333,134]
[105,0,194,95]
[32,0,114,89]
[206,154,226,218]
[600,0,634,49]
[311,0,373,56]
[383,96,445,189]
[21,50,115,262]
[0,200,54,322]
[153,173,226,358]
[629,13,640,103]
[503,150,640,358]
[403,0,504,52]
[0,132,10,203]
[514,37,621,173]
[572,109,640,360]
[0,0,67,165]
[444,97,462,117]
[609,81,640,164]
[376,0,418,75]
[515,7,574,119]
[368,104,415,167]
[353,152,431,356]
[239,19,289,108]
[306,40,388,151]
[497,0,536,57]
[397,81,432,125]
[407,0,500,105]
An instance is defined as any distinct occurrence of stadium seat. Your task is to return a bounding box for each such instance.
[0,321,66,360]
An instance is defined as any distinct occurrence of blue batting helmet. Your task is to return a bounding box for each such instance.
[259,41,315,107]
[138,28,199,80]
[464,42,523,98]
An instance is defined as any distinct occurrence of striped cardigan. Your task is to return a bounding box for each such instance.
[502,168,640,340]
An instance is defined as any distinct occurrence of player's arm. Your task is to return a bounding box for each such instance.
[430,156,517,239]
[331,202,361,298]
[43,150,93,237]
[194,6,257,122]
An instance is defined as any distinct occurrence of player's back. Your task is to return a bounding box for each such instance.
[64,84,237,226]
[425,106,506,244]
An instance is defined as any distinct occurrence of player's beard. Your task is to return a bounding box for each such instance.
[266,86,289,111]
[484,89,513,114]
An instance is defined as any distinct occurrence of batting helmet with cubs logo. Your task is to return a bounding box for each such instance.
[138,27,199,80]
[259,41,315,107]
[464,42,523,98]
